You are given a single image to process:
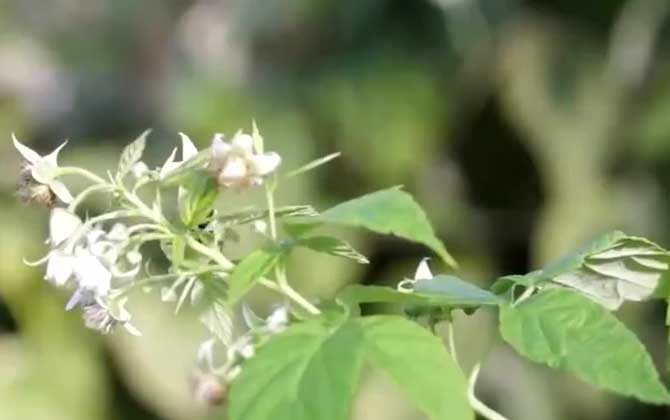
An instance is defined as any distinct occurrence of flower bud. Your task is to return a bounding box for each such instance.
[191,372,227,406]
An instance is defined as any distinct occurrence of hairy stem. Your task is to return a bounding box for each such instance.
[468,364,510,420]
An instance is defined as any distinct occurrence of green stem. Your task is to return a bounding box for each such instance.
[265,183,320,315]
[57,167,107,185]
[68,184,112,213]
[185,235,234,271]
[446,321,459,366]
[468,364,510,420]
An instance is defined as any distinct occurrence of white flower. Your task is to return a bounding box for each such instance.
[131,161,149,179]
[265,305,289,333]
[227,335,255,361]
[414,258,433,281]
[209,131,281,188]
[398,258,433,293]
[81,297,141,336]
[13,133,73,204]
[45,250,75,287]
[48,208,82,247]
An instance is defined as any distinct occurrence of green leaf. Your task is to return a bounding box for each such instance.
[297,236,369,264]
[178,171,219,227]
[118,130,149,178]
[359,316,473,420]
[229,315,473,420]
[553,236,670,310]
[299,187,457,268]
[412,275,504,307]
[494,232,670,310]
[226,248,283,306]
[338,276,502,313]
[161,148,212,186]
[191,273,232,344]
[500,289,670,404]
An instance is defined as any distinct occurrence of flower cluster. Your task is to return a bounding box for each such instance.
[191,305,290,405]
[14,126,288,404]
[37,207,142,335]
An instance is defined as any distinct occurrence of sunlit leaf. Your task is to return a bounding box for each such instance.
[228,315,473,420]
[293,187,457,268]
[500,289,670,404]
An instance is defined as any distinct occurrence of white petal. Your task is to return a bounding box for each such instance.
[42,141,68,167]
[248,152,281,176]
[179,132,198,160]
[45,252,74,286]
[131,161,149,179]
[266,306,289,333]
[218,156,247,185]
[210,134,231,158]
[159,147,179,179]
[197,338,217,370]
[49,180,73,204]
[73,255,112,296]
[231,133,253,156]
[414,258,433,280]
[49,208,82,246]
[12,133,41,163]
[123,322,142,336]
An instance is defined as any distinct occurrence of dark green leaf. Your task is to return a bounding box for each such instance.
[297,236,369,264]
[226,248,283,306]
[117,130,149,178]
[500,289,670,404]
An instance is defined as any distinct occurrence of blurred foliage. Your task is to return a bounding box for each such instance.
[0,0,668,419]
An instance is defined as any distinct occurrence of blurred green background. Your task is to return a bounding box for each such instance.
[0,0,669,419]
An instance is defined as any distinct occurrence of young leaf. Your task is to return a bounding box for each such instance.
[178,171,219,227]
[228,315,473,420]
[295,187,457,268]
[297,236,369,264]
[191,274,232,344]
[226,247,284,306]
[117,130,149,179]
[500,289,670,404]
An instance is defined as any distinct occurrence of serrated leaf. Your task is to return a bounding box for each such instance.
[359,316,473,420]
[226,247,284,306]
[495,232,670,310]
[500,289,670,404]
[118,130,149,178]
[551,235,670,310]
[297,236,369,264]
[228,315,473,420]
[293,187,456,268]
